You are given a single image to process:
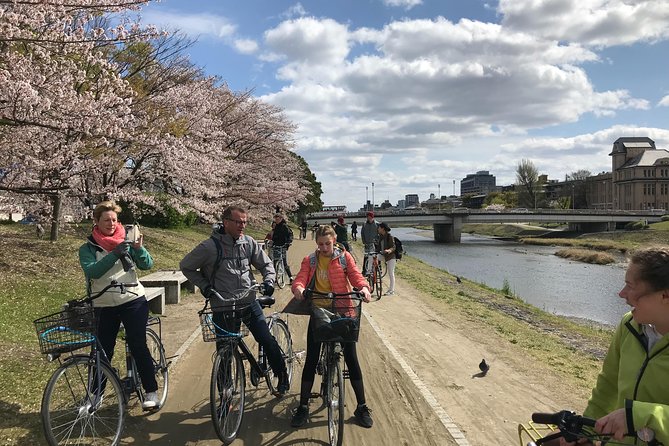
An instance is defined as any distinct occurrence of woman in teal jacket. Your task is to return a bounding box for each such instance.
[580,246,669,444]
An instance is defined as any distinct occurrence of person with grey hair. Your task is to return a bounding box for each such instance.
[180,206,290,396]
[558,246,669,445]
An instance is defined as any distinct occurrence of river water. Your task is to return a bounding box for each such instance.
[393,228,630,326]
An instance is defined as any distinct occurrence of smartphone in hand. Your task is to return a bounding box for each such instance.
[125,224,140,244]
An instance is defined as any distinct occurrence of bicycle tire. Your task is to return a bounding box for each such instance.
[41,355,125,446]
[210,345,245,445]
[275,259,286,289]
[326,351,345,446]
[143,328,169,409]
[375,264,383,299]
[266,318,293,394]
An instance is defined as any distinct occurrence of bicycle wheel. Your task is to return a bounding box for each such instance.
[375,264,383,299]
[41,355,125,446]
[210,345,245,445]
[266,318,293,394]
[326,351,345,446]
[140,328,169,409]
[275,259,286,289]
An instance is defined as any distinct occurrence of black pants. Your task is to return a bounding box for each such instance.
[299,317,365,406]
[213,300,287,376]
[95,297,158,393]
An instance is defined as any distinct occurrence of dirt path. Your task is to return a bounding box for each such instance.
[123,236,589,445]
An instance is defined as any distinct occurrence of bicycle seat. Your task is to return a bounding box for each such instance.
[257,295,276,308]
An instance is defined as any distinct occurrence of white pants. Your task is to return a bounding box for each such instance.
[386,258,396,292]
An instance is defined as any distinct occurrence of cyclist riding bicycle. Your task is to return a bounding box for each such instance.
[78,201,160,409]
[289,224,374,429]
[360,211,379,276]
[272,212,294,283]
[180,206,290,396]
[558,246,669,445]
[333,216,350,252]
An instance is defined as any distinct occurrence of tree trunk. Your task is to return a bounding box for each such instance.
[49,193,62,241]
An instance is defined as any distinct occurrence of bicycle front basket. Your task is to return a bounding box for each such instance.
[198,309,249,342]
[311,298,362,343]
[34,306,96,355]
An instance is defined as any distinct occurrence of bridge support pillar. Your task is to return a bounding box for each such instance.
[433,218,463,243]
[568,222,615,232]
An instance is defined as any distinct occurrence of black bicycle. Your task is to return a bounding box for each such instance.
[520,410,661,445]
[198,284,294,445]
[306,289,366,446]
[34,281,169,446]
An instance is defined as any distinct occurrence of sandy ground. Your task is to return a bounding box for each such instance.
[121,236,587,445]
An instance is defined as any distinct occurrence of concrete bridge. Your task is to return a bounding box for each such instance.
[307,209,666,243]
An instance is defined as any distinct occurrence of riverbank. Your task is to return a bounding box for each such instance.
[0,223,615,444]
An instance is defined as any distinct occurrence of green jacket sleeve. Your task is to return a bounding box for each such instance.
[583,319,623,419]
[130,246,153,270]
[630,400,669,445]
[79,244,117,279]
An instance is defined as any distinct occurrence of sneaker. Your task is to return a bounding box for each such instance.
[291,405,309,427]
[354,404,373,428]
[384,290,394,296]
[142,391,160,410]
[276,371,290,396]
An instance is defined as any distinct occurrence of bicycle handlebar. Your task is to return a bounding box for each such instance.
[531,410,658,445]
[68,281,138,307]
[305,289,365,300]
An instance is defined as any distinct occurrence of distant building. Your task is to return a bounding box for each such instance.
[405,194,419,207]
[397,199,406,209]
[460,171,496,195]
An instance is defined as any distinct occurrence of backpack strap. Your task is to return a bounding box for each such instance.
[308,251,348,273]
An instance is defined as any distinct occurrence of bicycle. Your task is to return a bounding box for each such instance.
[34,281,169,446]
[306,289,368,446]
[198,283,295,445]
[362,248,384,299]
[518,410,660,445]
[272,244,289,289]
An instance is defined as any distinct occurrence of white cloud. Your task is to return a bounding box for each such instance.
[280,3,307,19]
[382,0,423,10]
[234,38,258,54]
[659,95,669,107]
[498,0,669,47]
[142,10,236,39]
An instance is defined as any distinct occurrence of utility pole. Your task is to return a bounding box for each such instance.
[371,182,375,212]
[453,179,456,196]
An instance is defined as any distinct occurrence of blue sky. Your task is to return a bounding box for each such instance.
[140,0,669,211]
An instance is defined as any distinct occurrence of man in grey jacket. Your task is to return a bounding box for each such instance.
[180,205,289,395]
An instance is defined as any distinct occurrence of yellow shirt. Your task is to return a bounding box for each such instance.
[314,254,332,308]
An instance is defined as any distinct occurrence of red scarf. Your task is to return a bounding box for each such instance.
[92,224,126,252]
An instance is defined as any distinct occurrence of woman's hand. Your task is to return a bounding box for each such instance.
[360,287,372,302]
[293,286,305,300]
[595,409,627,441]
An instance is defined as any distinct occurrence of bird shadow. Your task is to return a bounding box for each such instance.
[471,371,488,379]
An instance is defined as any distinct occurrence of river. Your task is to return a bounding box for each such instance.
[393,228,630,326]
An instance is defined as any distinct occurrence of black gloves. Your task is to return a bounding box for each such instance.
[263,281,275,296]
[111,242,130,258]
[111,242,134,272]
[203,287,223,301]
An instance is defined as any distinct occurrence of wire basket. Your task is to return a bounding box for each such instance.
[34,306,96,355]
[199,310,250,342]
[311,297,362,343]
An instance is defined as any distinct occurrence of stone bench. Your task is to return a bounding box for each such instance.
[144,286,165,316]
[140,270,195,305]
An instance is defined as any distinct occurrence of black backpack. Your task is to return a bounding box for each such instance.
[393,236,404,260]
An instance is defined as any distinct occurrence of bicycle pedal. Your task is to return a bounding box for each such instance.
[343,371,350,379]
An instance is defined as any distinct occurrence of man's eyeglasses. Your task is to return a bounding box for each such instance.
[226,218,248,226]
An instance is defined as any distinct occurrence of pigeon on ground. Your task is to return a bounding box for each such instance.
[479,359,490,375]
